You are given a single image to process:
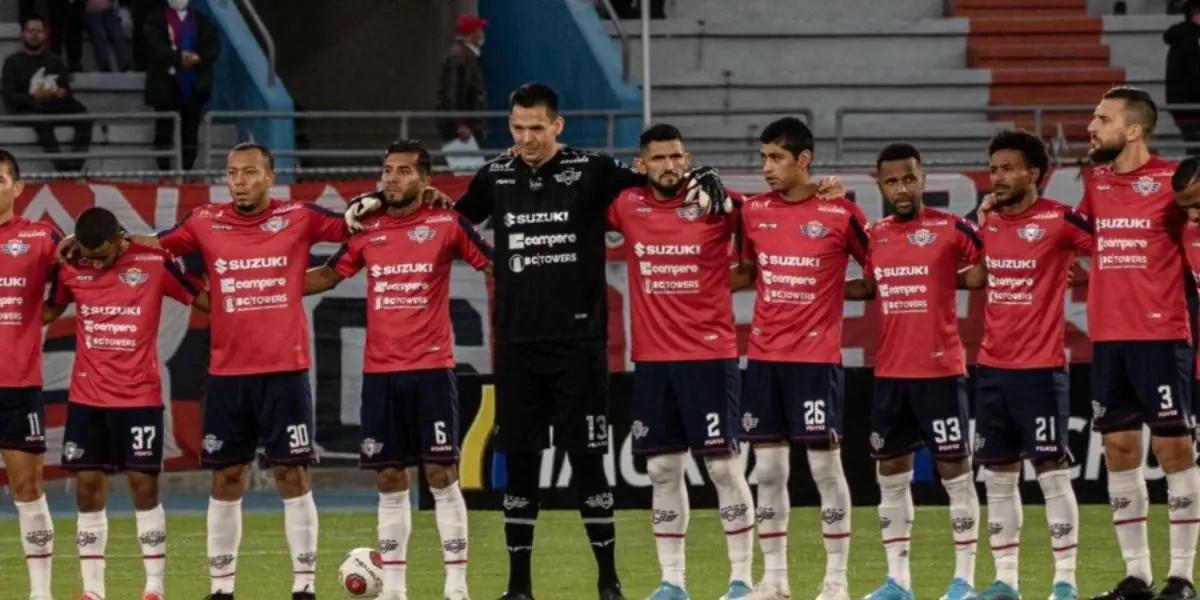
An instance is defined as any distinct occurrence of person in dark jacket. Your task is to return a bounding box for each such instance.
[436,15,488,146]
[1166,0,1200,156]
[1,16,92,172]
[142,0,219,171]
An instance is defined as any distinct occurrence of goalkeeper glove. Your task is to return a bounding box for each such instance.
[344,191,384,233]
[683,166,732,216]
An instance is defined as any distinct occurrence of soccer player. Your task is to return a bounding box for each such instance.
[0,150,60,600]
[608,124,755,600]
[348,83,734,600]
[959,130,1090,600]
[303,140,493,600]
[731,117,866,600]
[845,143,983,600]
[1077,87,1198,600]
[44,206,206,600]
[60,142,353,599]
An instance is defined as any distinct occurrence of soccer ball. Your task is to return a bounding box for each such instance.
[338,547,383,597]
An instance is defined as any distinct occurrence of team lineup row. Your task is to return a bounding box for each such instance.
[0,81,1198,600]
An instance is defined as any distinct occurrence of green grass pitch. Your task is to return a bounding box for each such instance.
[0,505,1174,599]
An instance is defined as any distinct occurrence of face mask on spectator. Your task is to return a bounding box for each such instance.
[167,0,189,10]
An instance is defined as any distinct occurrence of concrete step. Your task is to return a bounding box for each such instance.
[671,0,944,22]
[1102,15,1177,69]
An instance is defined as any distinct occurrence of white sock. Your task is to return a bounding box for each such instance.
[809,448,851,586]
[283,491,319,593]
[648,453,689,588]
[984,470,1022,589]
[754,446,791,591]
[207,497,242,594]
[1037,469,1078,586]
[431,482,469,591]
[16,495,54,597]
[379,490,412,595]
[77,509,108,599]
[1166,466,1200,580]
[943,471,979,587]
[878,470,914,590]
[135,504,167,595]
[707,455,755,585]
[1108,467,1152,584]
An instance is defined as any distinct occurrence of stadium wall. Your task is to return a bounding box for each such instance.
[478,0,642,156]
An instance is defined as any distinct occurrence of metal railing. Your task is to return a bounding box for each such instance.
[219,0,277,86]
[0,111,182,172]
[597,0,632,80]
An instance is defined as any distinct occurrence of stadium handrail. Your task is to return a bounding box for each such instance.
[596,0,632,81]
[0,111,183,172]
[218,0,277,86]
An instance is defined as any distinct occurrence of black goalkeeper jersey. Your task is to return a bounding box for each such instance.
[455,146,644,345]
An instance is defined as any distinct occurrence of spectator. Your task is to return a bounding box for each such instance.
[437,14,488,147]
[84,0,133,72]
[1166,0,1200,155]
[143,0,219,171]
[130,0,163,71]
[1,16,93,172]
[18,0,84,71]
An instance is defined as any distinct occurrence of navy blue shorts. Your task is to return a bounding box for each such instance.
[871,376,970,460]
[359,369,460,469]
[973,366,1070,465]
[61,403,164,474]
[1091,341,1193,436]
[741,361,843,447]
[0,387,46,453]
[202,370,315,468]
[631,359,740,457]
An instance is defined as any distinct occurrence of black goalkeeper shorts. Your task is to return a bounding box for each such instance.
[494,340,610,455]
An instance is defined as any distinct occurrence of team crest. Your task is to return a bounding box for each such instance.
[1016,223,1045,242]
[630,420,649,439]
[742,412,759,432]
[407,225,435,244]
[676,205,703,222]
[260,216,288,233]
[553,168,582,186]
[119,267,149,287]
[800,221,829,239]
[1,238,29,257]
[63,442,84,461]
[907,229,936,247]
[1132,177,1160,196]
[202,434,224,454]
[360,438,383,458]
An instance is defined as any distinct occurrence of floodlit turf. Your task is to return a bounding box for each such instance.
[0,505,1176,599]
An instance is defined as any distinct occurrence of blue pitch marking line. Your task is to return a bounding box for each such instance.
[0,490,389,520]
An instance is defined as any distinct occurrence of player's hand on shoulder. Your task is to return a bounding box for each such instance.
[420,186,454,209]
[975,193,998,226]
[815,176,846,200]
[345,191,385,233]
[683,166,733,216]
[55,233,80,264]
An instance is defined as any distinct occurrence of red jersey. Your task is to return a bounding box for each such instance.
[0,216,62,388]
[1077,156,1189,342]
[157,200,348,375]
[329,206,492,373]
[607,188,739,362]
[977,199,1093,369]
[53,244,199,408]
[1182,222,1200,375]
[739,193,869,364]
[868,207,982,378]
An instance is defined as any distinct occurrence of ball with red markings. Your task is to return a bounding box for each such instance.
[338,547,383,597]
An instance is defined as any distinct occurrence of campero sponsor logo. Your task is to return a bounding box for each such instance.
[219,277,287,293]
[509,232,577,250]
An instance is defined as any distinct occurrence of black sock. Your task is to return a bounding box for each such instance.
[572,452,620,590]
[503,452,542,594]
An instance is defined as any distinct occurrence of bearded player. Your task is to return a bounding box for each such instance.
[303,140,493,600]
[59,142,354,599]
[608,124,755,600]
[0,150,60,600]
[731,117,867,600]
[45,207,208,600]
[846,144,982,600]
[962,130,1090,600]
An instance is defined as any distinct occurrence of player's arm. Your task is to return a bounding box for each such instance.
[1062,209,1094,287]
[453,214,495,274]
[730,206,756,291]
[844,275,876,300]
[43,268,72,323]
[595,154,648,206]
[42,303,67,324]
[163,259,207,311]
[958,264,987,290]
[305,203,352,244]
[305,243,359,295]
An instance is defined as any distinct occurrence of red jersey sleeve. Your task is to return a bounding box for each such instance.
[1062,210,1094,254]
[454,215,493,270]
[163,259,200,306]
[327,241,363,279]
[304,203,350,244]
[845,201,870,267]
[1076,169,1095,223]
[739,217,756,264]
[52,267,72,306]
[157,209,200,256]
[606,198,625,232]
[954,218,984,263]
